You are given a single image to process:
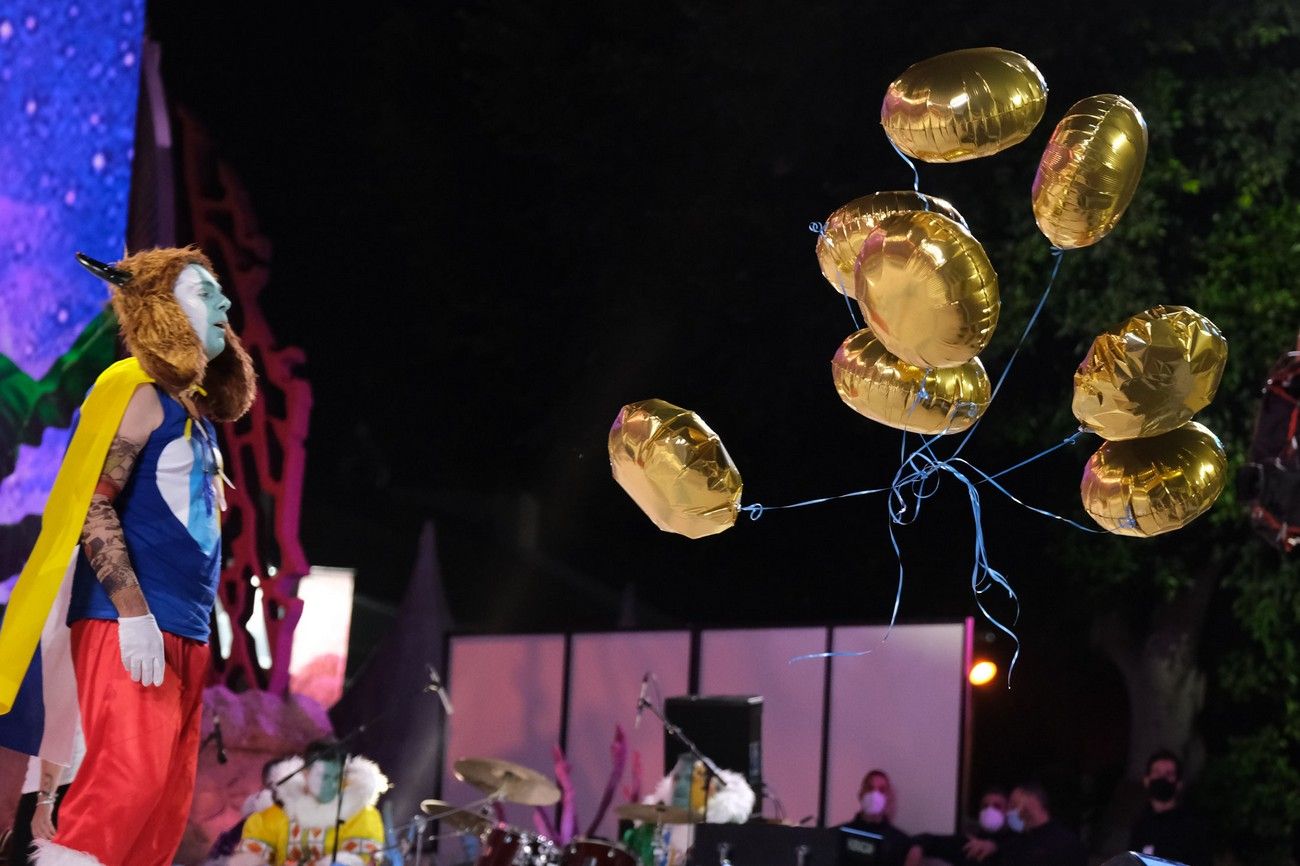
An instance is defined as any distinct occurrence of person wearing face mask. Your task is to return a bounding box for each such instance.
[907,786,1013,866]
[961,782,1085,866]
[232,741,389,866]
[839,769,914,866]
[0,248,256,866]
[1127,749,1210,866]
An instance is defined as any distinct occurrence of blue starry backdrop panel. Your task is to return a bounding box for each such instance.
[0,0,145,598]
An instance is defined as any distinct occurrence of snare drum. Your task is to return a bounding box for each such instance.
[476,826,558,866]
[559,839,637,866]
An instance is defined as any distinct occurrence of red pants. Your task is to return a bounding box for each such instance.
[53,619,210,866]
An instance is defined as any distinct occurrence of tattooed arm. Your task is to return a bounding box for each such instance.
[79,385,163,617]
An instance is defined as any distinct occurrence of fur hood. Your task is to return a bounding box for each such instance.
[643,767,755,824]
[98,246,256,422]
[267,754,390,828]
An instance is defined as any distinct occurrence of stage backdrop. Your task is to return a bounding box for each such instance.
[441,633,568,829]
[0,0,147,599]
[824,624,969,835]
[441,621,970,837]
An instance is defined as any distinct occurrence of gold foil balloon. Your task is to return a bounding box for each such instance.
[1073,306,1227,441]
[608,399,742,539]
[1080,421,1227,537]
[1032,94,1148,249]
[832,329,990,435]
[854,210,1000,369]
[816,192,967,296]
[881,47,1048,163]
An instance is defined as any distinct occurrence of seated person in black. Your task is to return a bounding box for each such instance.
[962,781,1086,866]
[838,769,914,866]
[908,785,1013,866]
[1128,748,1210,866]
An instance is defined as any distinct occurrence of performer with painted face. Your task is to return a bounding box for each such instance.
[0,247,255,866]
[232,741,388,866]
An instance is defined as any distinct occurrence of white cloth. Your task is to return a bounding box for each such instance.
[22,723,86,794]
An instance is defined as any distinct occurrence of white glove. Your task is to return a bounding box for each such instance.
[118,613,165,687]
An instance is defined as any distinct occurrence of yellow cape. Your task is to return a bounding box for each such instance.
[0,358,153,713]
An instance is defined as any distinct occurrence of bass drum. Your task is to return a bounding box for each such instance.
[476,826,558,866]
[558,839,637,866]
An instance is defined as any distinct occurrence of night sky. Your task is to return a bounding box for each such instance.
[144,0,1212,812]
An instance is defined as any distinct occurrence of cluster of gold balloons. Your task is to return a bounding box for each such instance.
[1075,307,1229,536]
[609,47,1220,542]
[826,47,1147,442]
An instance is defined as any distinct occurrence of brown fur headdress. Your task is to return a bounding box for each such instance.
[87,246,257,422]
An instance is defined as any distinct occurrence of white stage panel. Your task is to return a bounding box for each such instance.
[442,634,567,828]
[698,628,828,825]
[823,623,968,835]
[567,631,692,839]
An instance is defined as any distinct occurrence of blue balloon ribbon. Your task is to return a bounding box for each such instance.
[887,137,922,192]
[951,247,1064,459]
[809,220,864,331]
[757,244,1083,682]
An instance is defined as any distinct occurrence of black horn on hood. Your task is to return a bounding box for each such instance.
[75,252,132,287]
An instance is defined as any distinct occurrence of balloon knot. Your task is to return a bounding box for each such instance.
[808,221,826,235]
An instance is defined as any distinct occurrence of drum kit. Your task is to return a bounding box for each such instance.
[421,757,702,866]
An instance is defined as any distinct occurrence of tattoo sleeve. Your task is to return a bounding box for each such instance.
[80,436,144,601]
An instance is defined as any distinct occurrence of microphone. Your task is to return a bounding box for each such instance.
[213,714,228,765]
[635,672,650,729]
[425,664,454,715]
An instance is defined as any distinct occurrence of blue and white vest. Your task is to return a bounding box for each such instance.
[67,386,222,642]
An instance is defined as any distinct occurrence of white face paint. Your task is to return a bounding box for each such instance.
[171,264,231,360]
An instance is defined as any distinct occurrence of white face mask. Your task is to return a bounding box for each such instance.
[172,264,231,360]
[978,805,1005,833]
[860,790,888,817]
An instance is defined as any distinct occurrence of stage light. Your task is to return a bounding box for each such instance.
[968,660,998,686]
[289,566,356,709]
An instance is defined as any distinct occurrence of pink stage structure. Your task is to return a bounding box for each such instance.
[440,621,973,840]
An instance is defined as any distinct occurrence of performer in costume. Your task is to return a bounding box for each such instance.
[232,741,388,866]
[0,247,255,866]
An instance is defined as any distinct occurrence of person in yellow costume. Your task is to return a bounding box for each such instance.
[232,741,389,866]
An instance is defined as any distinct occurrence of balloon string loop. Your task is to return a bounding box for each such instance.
[790,427,1097,677]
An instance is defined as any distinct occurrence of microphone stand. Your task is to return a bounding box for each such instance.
[268,665,451,865]
[636,696,727,826]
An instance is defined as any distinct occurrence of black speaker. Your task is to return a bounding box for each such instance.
[691,824,837,866]
[663,695,762,794]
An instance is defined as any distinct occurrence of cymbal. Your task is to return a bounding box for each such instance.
[453,757,561,806]
[614,802,699,824]
[419,799,495,834]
